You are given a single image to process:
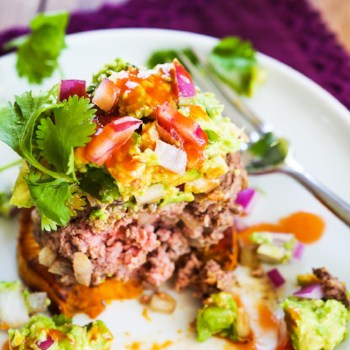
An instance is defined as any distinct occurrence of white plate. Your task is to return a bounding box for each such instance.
[1,28,350,349]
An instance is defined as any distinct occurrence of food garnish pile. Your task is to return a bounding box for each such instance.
[0,23,349,350]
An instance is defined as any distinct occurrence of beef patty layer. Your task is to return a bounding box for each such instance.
[32,152,247,292]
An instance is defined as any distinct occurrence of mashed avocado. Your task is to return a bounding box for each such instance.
[282,297,349,350]
[8,315,113,350]
[196,292,251,343]
[196,292,238,342]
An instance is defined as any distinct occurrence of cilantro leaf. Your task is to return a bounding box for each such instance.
[79,168,120,203]
[0,88,75,181]
[209,36,261,96]
[248,132,289,168]
[9,12,69,84]
[26,173,72,229]
[146,49,197,68]
[36,96,95,175]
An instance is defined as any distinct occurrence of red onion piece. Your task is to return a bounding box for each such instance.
[155,139,187,175]
[59,80,86,101]
[235,187,256,211]
[173,59,196,98]
[293,241,304,260]
[37,337,54,350]
[293,283,324,299]
[267,268,286,288]
[92,78,120,112]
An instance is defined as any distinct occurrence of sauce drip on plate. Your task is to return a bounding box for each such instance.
[238,211,325,244]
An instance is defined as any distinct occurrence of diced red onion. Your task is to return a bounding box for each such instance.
[293,241,304,260]
[92,78,120,112]
[267,268,286,288]
[235,187,256,211]
[155,139,187,175]
[37,337,54,350]
[135,184,165,205]
[59,80,86,101]
[173,59,196,98]
[293,283,324,299]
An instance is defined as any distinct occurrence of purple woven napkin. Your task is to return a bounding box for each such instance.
[1,0,350,109]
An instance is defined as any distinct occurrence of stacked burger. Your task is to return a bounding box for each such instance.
[1,58,246,315]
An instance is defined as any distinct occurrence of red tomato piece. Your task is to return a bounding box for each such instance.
[156,102,208,168]
[84,116,142,166]
[156,102,208,148]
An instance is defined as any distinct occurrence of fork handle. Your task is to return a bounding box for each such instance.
[281,160,350,227]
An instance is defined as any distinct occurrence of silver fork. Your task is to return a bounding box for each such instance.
[177,50,350,228]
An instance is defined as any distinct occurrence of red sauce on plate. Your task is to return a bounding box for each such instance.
[238,211,325,244]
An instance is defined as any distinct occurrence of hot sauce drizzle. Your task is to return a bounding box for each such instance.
[238,211,325,244]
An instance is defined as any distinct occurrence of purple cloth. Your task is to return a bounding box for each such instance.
[1,0,350,109]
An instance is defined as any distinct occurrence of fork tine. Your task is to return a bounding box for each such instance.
[176,50,247,130]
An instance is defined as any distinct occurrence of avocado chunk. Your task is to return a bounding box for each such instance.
[282,297,349,350]
[250,232,296,264]
[8,314,113,349]
[196,292,251,342]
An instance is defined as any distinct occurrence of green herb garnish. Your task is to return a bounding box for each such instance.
[5,12,69,84]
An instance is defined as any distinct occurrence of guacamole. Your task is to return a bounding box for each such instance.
[250,232,296,264]
[8,315,113,350]
[196,292,250,342]
[282,297,349,350]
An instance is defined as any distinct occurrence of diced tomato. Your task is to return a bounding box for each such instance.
[92,78,120,112]
[172,59,196,98]
[84,116,142,166]
[156,102,208,168]
[157,102,208,148]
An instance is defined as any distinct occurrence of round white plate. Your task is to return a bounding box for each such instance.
[0,28,350,349]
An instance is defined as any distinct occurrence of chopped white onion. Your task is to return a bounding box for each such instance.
[135,184,165,205]
[38,247,57,267]
[155,140,187,175]
[26,292,48,314]
[137,212,158,226]
[48,259,72,276]
[149,292,177,314]
[92,78,119,112]
[0,283,29,330]
[73,252,93,287]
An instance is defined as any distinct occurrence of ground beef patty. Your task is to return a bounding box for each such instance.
[32,152,247,291]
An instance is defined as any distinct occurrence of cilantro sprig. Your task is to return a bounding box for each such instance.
[5,12,69,84]
[146,36,262,96]
[0,89,96,230]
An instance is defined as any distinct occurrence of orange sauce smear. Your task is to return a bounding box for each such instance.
[65,278,143,318]
[223,340,257,350]
[258,304,279,332]
[238,211,325,244]
[151,341,173,350]
[142,307,151,321]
